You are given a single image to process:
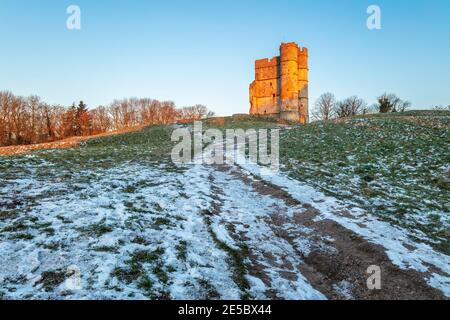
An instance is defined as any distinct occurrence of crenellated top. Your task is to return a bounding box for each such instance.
[255,43,308,68]
[255,56,280,69]
[280,42,298,48]
[280,42,308,54]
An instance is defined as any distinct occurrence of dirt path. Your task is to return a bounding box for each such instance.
[208,164,446,299]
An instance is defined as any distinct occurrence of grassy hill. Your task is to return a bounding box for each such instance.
[280,110,450,254]
[0,110,448,299]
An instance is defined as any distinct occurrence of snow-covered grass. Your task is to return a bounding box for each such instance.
[0,112,449,299]
[0,125,324,299]
[0,124,241,299]
[0,160,241,299]
[280,111,450,254]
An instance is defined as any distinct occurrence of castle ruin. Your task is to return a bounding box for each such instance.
[249,42,309,123]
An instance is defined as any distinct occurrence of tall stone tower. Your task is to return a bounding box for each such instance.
[249,42,309,124]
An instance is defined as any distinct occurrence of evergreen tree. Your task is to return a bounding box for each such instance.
[75,101,91,136]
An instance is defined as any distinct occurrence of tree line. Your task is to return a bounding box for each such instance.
[312,93,412,121]
[0,91,214,147]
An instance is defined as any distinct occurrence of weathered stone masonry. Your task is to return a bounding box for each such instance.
[249,42,309,124]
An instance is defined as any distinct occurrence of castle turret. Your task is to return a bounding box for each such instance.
[280,43,300,121]
[249,42,309,124]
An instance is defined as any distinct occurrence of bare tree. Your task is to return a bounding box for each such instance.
[90,106,111,134]
[0,91,14,145]
[313,93,336,121]
[335,96,367,118]
[434,105,450,111]
[335,101,351,118]
[178,104,210,122]
[160,101,177,124]
[346,96,367,116]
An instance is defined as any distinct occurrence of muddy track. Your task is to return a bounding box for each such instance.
[210,164,446,300]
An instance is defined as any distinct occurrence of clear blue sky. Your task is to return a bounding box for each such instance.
[1,0,449,115]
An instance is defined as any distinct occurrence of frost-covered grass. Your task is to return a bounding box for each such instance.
[0,126,199,299]
[0,124,324,299]
[0,162,239,299]
[280,111,450,254]
[0,113,449,299]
